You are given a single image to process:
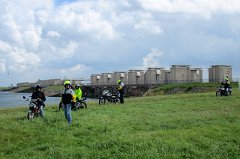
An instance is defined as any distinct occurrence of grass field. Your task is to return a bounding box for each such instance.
[0,89,240,159]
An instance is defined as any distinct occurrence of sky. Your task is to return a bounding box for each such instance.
[0,0,240,86]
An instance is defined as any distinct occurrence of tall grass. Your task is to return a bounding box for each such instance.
[1,89,240,159]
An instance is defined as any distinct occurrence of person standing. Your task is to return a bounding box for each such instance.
[61,80,76,124]
[31,84,46,117]
[117,80,125,104]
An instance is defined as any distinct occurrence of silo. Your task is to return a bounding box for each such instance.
[90,74,96,85]
[208,67,213,82]
[113,71,128,85]
[170,65,191,83]
[208,65,232,82]
[128,70,144,85]
[145,68,165,85]
[90,74,101,86]
[165,70,171,83]
[101,73,114,85]
[190,68,203,82]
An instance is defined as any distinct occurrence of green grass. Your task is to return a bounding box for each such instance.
[0,87,10,91]
[146,82,239,96]
[1,90,240,159]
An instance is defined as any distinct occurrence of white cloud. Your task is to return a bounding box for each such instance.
[77,11,119,40]
[8,49,41,72]
[0,40,12,53]
[52,3,121,40]
[143,48,163,69]
[1,17,23,44]
[58,41,78,58]
[59,64,90,78]
[138,0,240,18]
[23,25,42,49]
[134,20,164,34]
[46,31,61,38]
[0,59,6,73]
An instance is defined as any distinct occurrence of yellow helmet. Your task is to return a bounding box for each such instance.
[117,80,121,84]
[64,80,71,86]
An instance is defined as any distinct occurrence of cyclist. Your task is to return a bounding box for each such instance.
[221,77,230,95]
[74,84,82,102]
[31,84,46,117]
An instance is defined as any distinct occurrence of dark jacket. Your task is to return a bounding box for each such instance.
[32,91,46,102]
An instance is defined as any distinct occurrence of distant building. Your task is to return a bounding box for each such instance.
[71,79,83,85]
[90,65,205,86]
[144,68,165,85]
[90,74,101,86]
[128,70,144,85]
[190,68,203,82]
[165,70,171,83]
[17,82,30,87]
[113,71,128,85]
[170,65,191,83]
[101,73,114,85]
[208,65,232,82]
[37,79,62,87]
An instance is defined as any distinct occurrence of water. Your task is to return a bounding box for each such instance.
[0,91,61,108]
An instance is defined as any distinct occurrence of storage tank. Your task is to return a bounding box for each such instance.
[101,73,114,85]
[128,70,144,85]
[165,70,171,83]
[90,74,101,86]
[208,65,232,82]
[113,71,128,85]
[190,68,203,82]
[170,65,191,83]
[145,68,165,85]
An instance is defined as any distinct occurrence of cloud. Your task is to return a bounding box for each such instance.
[0,17,23,44]
[22,25,42,49]
[51,3,121,40]
[143,48,163,69]
[134,20,164,34]
[8,49,41,72]
[59,64,90,79]
[0,59,6,73]
[0,40,41,73]
[46,30,61,38]
[0,40,12,52]
[58,41,78,58]
[138,0,240,18]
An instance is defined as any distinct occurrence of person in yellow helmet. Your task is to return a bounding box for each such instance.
[117,80,125,104]
[74,84,82,101]
[61,80,76,124]
[221,76,230,95]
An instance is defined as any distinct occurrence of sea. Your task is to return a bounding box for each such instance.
[0,91,61,108]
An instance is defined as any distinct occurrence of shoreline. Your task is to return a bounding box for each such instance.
[0,86,61,97]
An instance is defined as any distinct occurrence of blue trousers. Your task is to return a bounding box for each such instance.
[63,104,72,124]
[39,106,44,117]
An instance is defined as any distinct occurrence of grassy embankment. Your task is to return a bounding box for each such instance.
[0,85,240,158]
